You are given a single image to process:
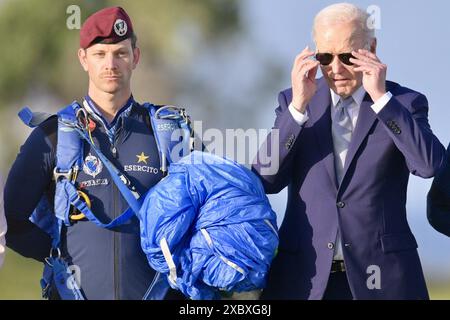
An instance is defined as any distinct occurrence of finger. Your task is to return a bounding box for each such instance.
[358,49,380,62]
[307,62,320,81]
[354,51,387,72]
[295,47,312,61]
[293,56,306,73]
[293,59,313,76]
[352,57,386,74]
[294,47,315,65]
[352,50,380,65]
[298,60,319,76]
[349,57,379,68]
[293,54,315,72]
[353,66,374,74]
[351,50,374,63]
[301,45,315,57]
[300,60,319,74]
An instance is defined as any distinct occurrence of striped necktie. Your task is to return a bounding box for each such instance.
[332,96,354,185]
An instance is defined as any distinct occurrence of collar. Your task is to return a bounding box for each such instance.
[330,86,366,108]
[83,95,135,130]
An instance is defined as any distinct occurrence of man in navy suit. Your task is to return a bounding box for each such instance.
[253,3,445,299]
[427,144,450,237]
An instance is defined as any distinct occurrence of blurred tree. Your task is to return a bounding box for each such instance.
[0,0,241,105]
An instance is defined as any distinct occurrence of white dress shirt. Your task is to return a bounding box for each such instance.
[0,175,7,268]
[289,87,392,261]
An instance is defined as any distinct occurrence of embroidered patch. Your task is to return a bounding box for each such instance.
[83,154,103,178]
[136,152,149,164]
[114,19,127,36]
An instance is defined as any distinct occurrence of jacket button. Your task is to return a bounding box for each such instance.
[336,201,345,208]
[327,242,334,250]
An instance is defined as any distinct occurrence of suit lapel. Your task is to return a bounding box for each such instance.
[307,79,338,190]
[342,93,377,178]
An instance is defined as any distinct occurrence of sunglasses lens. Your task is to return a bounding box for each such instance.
[315,53,333,66]
[339,53,354,66]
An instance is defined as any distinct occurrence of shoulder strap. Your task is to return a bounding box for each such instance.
[142,103,193,175]
[55,102,85,192]
[18,107,55,128]
[52,101,83,225]
[52,102,84,247]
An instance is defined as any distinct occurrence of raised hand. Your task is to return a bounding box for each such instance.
[291,46,320,113]
[350,49,387,102]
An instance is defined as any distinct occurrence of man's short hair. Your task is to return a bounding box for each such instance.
[313,3,375,47]
[97,32,138,49]
[130,33,138,49]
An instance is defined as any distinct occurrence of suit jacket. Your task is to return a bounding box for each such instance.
[427,143,450,237]
[253,78,445,299]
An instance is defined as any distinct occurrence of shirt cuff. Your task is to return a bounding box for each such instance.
[371,91,393,114]
[288,103,309,125]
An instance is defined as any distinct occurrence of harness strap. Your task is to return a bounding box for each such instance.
[200,228,245,275]
[159,237,178,286]
[18,107,54,128]
[56,179,137,229]
[144,103,193,175]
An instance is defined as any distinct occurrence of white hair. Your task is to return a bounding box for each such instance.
[313,3,375,46]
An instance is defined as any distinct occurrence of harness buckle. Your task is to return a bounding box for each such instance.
[69,190,91,222]
[76,107,90,130]
[46,248,62,263]
[155,105,189,121]
[53,168,73,182]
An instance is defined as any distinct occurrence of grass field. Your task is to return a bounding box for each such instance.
[1,248,449,300]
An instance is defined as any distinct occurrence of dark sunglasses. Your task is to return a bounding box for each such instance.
[315,52,355,66]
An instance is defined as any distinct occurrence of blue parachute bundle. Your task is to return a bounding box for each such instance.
[138,151,279,300]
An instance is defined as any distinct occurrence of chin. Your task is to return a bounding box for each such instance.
[100,85,122,94]
[332,87,349,97]
[334,83,359,97]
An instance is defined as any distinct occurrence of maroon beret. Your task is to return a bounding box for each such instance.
[80,6,134,49]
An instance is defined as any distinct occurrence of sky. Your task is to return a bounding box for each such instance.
[235,0,450,280]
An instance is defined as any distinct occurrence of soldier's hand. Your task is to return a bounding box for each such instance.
[291,46,320,114]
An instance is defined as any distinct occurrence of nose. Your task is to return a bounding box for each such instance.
[104,52,117,70]
[330,55,345,75]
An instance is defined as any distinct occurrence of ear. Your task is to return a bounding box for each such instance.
[132,47,140,69]
[370,38,377,54]
[78,48,89,72]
